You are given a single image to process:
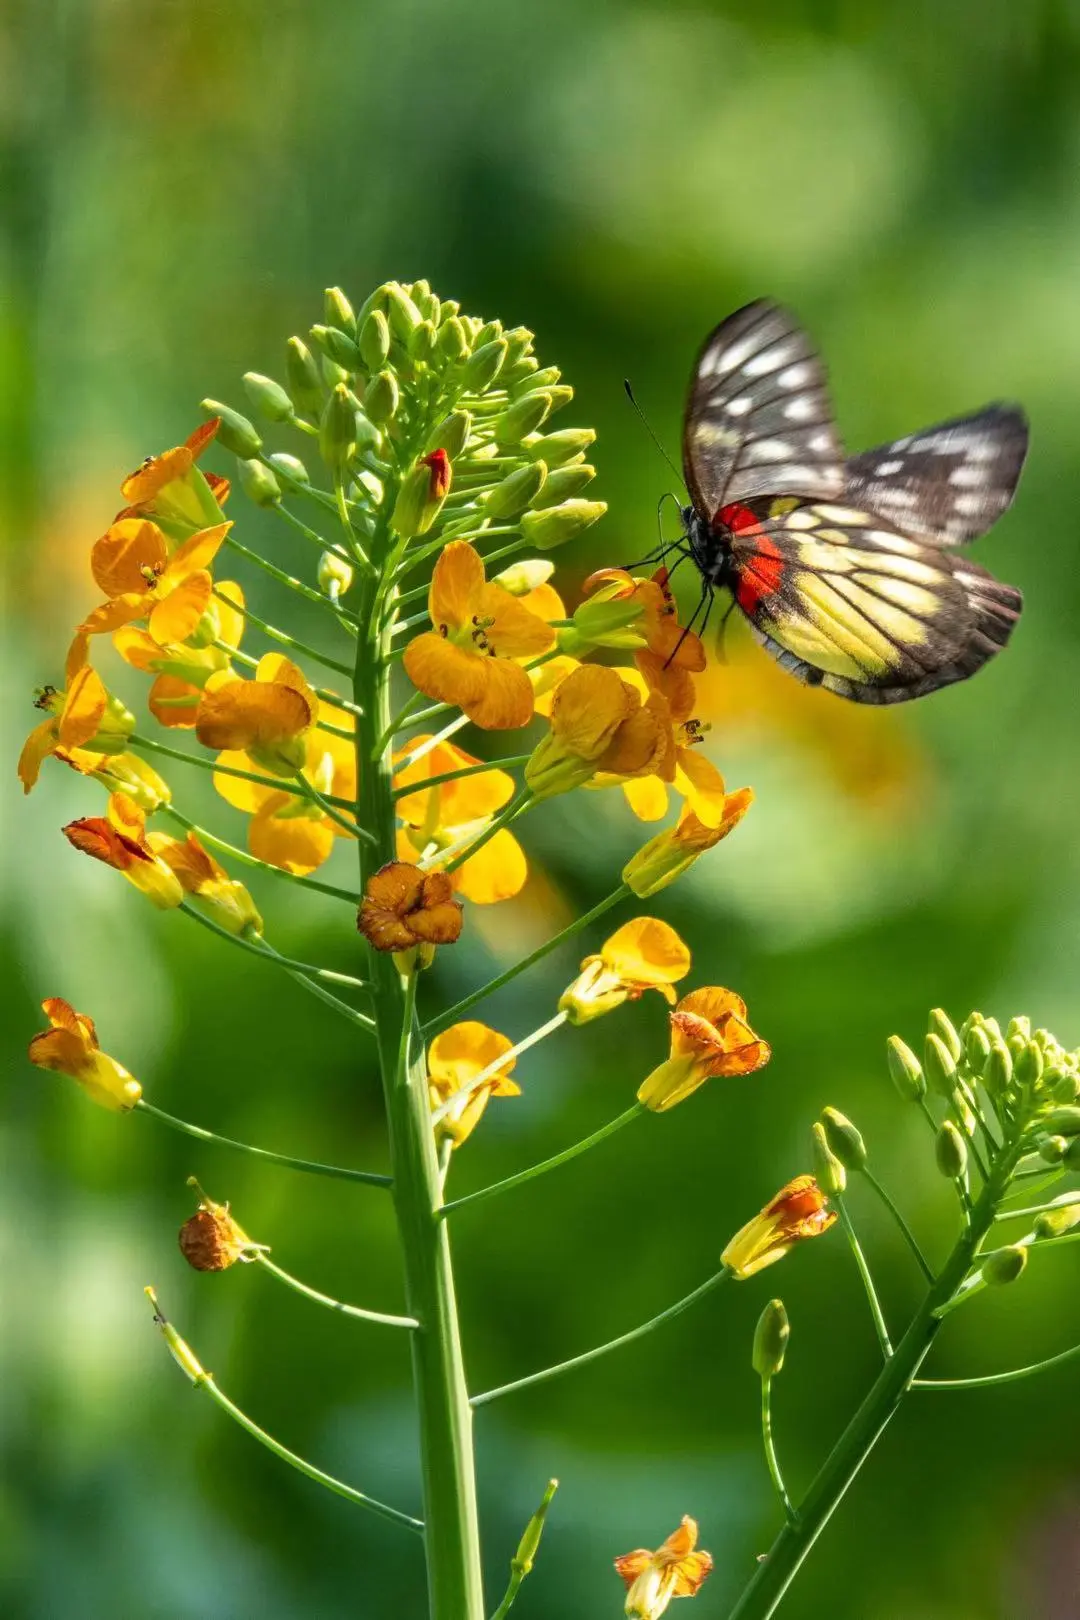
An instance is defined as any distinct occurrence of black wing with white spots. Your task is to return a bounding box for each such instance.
[843,405,1029,546]
[683,300,846,516]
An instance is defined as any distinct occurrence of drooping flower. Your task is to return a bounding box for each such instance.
[427,1021,520,1146]
[28,998,141,1112]
[582,567,706,671]
[112,579,246,729]
[559,917,691,1025]
[49,747,172,812]
[358,860,463,954]
[19,668,134,794]
[179,1182,264,1271]
[195,652,317,777]
[614,1516,714,1619]
[403,540,556,729]
[722,1175,837,1280]
[151,829,263,937]
[394,735,527,904]
[622,793,754,897]
[637,987,770,1112]
[62,792,185,909]
[525,664,668,801]
[116,419,228,537]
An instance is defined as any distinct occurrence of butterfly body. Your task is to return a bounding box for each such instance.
[679,300,1028,703]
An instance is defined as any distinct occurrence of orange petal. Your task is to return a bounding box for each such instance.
[463,656,536,730]
[28,1027,89,1075]
[58,665,109,748]
[67,596,148,680]
[195,679,312,751]
[518,581,566,623]
[454,828,527,904]
[598,699,667,777]
[41,996,96,1041]
[148,674,203,728]
[113,626,167,672]
[636,649,697,720]
[62,816,144,872]
[212,749,275,812]
[149,571,212,644]
[404,633,488,714]
[91,519,168,597]
[476,583,557,659]
[214,580,246,650]
[429,539,484,630]
[678,986,749,1026]
[18,719,57,792]
[550,665,635,758]
[613,1550,653,1590]
[675,748,728,827]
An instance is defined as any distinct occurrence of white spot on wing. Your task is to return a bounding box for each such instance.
[953,493,985,516]
[948,465,984,488]
[744,342,797,378]
[778,362,813,389]
[875,459,904,476]
[782,395,816,423]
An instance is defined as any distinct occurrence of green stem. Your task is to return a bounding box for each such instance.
[135,1099,391,1188]
[253,1254,418,1329]
[296,771,371,843]
[912,1339,1080,1390]
[335,472,373,572]
[223,533,359,624]
[177,901,371,1001]
[275,498,351,562]
[472,1268,730,1408]
[993,1194,1080,1223]
[161,808,360,905]
[440,1105,643,1219]
[430,1012,568,1130]
[391,755,531,800]
[835,1195,892,1357]
[214,589,354,676]
[376,690,429,757]
[861,1169,935,1283]
[440,789,531,876]
[130,733,356,812]
[761,1377,797,1526]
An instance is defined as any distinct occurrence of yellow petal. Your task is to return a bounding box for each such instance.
[58,665,109,748]
[249,799,335,875]
[165,521,232,581]
[454,827,527,904]
[18,719,57,792]
[91,519,168,597]
[621,775,669,822]
[601,917,691,988]
[476,582,557,659]
[148,674,203,729]
[550,665,635,759]
[464,656,536,730]
[674,748,729,828]
[404,632,488,713]
[196,679,313,751]
[428,1020,516,1090]
[429,539,485,630]
[148,572,213,644]
[214,580,246,650]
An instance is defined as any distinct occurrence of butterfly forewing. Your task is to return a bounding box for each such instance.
[843,405,1029,545]
[683,300,846,515]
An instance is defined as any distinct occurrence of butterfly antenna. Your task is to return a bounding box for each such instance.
[663,582,711,670]
[624,380,686,489]
[712,598,737,666]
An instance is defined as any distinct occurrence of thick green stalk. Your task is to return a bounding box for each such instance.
[353,564,485,1620]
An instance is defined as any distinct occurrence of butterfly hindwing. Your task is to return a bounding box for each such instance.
[727,501,1023,704]
[843,405,1029,545]
[683,300,846,516]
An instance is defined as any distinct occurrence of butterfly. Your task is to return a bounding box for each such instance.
[677,299,1028,703]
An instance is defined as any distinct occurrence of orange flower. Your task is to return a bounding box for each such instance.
[28,998,141,1112]
[48,748,171,812]
[427,1021,520,1146]
[112,580,246,729]
[394,735,527,904]
[607,655,729,828]
[153,830,263,936]
[637,986,770,1111]
[614,1516,713,1619]
[559,917,691,1025]
[63,792,185,909]
[722,1175,837,1279]
[358,860,463,954]
[525,664,668,800]
[117,419,227,536]
[403,540,555,729]
[196,652,316,777]
[622,793,753,898]
[18,668,134,793]
[583,567,705,672]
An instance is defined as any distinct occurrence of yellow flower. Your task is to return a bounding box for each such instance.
[403,540,555,729]
[150,829,263,937]
[18,667,134,794]
[195,652,317,777]
[427,1021,520,1146]
[614,1516,714,1619]
[637,986,770,1112]
[394,735,527,905]
[559,917,691,1025]
[62,791,185,909]
[607,654,729,829]
[722,1175,838,1280]
[583,567,706,672]
[117,418,227,537]
[525,664,668,801]
[113,580,246,729]
[623,794,754,898]
[50,747,172,812]
[358,860,463,954]
[28,998,141,1112]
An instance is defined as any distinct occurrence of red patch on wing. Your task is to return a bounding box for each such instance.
[717,502,762,536]
[716,505,787,613]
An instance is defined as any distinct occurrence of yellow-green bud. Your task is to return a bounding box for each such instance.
[928,1008,962,1064]
[752,1298,790,1379]
[515,365,560,394]
[981,1245,1027,1286]
[936,1119,967,1179]
[494,558,555,596]
[199,400,261,459]
[511,1479,558,1580]
[506,355,539,386]
[527,427,595,467]
[321,356,348,389]
[355,283,389,327]
[1007,1032,1026,1059]
[318,550,354,600]
[545,384,574,415]
[311,323,361,371]
[1035,1201,1080,1239]
[359,309,391,373]
[524,733,597,802]
[985,1039,1012,1095]
[520,499,606,550]
[365,369,399,427]
[414,287,440,324]
[484,461,548,518]
[236,457,280,508]
[324,286,356,337]
[385,283,423,342]
[352,468,384,506]
[811,1121,846,1195]
[886,1035,925,1101]
[474,319,503,348]
[558,597,646,656]
[1015,1041,1044,1087]
[409,319,436,365]
[495,392,553,444]
[1051,1071,1080,1103]
[425,409,471,460]
[267,451,311,487]
[964,1022,991,1074]
[924,1033,957,1098]
[319,384,357,469]
[503,327,534,368]
[462,338,507,391]
[285,337,323,416]
[242,371,295,424]
[391,454,450,540]
[529,463,596,507]
[821,1106,868,1172]
[1044,1106,1080,1136]
[1007,1016,1031,1043]
[1037,1134,1068,1164]
[438,316,469,364]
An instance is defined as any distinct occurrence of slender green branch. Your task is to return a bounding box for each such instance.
[295,771,373,844]
[253,1254,417,1329]
[223,533,359,623]
[131,732,357,812]
[913,1339,1080,1390]
[161,808,361,905]
[861,1169,935,1282]
[994,1194,1080,1223]
[391,755,531,801]
[375,691,430,758]
[488,1479,559,1620]
[213,589,354,676]
[471,1268,730,1408]
[176,900,371,999]
[275,498,351,561]
[440,1105,643,1219]
[395,714,470,770]
[135,1099,391,1188]
[761,1377,797,1526]
[430,1012,568,1129]
[335,472,373,572]
[835,1195,892,1358]
[440,789,531,876]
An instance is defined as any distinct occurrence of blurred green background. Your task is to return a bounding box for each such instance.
[4,2,1080,1615]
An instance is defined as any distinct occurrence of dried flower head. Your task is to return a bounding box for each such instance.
[358,860,463,953]
[722,1175,837,1280]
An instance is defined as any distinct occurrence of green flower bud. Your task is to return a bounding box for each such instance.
[242,371,295,424]
[502,327,534,368]
[526,427,596,468]
[318,550,354,601]
[494,558,555,596]
[519,499,606,551]
[544,384,574,415]
[981,1017,1002,1041]
[529,463,596,507]
[964,1022,991,1075]
[365,369,399,427]
[1015,1041,1044,1087]
[558,597,646,656]
[267,451,311,487]
[285,337,323,416]
[311,323,361,371]
[1065,1136,1080,1172]
[319,384,357,469]
[1044,1106,1080,1136]
[425,410,471,460]
[924,1033,958,1098]
[473,319,503,348]
[752,1298,790,1379]
[409,320,436,365]
[494,393,552,445]
[1034,1199,1080,1239]
[462,338,507,391]
[1037,1134,1068,1164]
[391,453,450,540]
[821,1106,868,1172]
[385,283,423,343]
[484,461,548,519]
[1007,1032,1027,1059]
[199,400,261,459]
[515,364,561,394]
[811,1121,846,1195]
[236,457,280,508]
[414,288,441,325]
[354,283,389,327]
[985,1039,1012,1095]
[359,309,391,373]
[936,1119,967,1179]
[351,468,384,506]
[321,356,348,389]
[886,1035,925,1101]
[928,1008,962,1064]
[324,286,356,337]
[510,1479,558,1580]
[981,1245,1027,1286]
[1007,1016,1031,1043]
[505,354,539,386]
[1051,1071,1080,1103]
[438,316,469,364]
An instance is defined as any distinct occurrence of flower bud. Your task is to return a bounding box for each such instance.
[935,1119,967,1179]
[365,368,400,426]
[505,354,538,385]
[502,327,534,368]
[267,451,311,487]
[1035,1199,1080,1239]
[321,355,348,389]
[409,319,437,365]
[1051,1071,1080,1103]
[462,337,507,391]
[527,427,596,467]
[438,315,469,363]
[1015,1041,1044,1087]
[199,400,261,458]
[236,457,281,508]
[324,285,356,337]
[484,461,547,518]
[359,308,391,372]
[964,1021,991,1074]
[318,550,354,600]
[520,499,606,550]
[510,1478,558,1581]
[558,596,646,656]
[392,450,451,539]
[928,1008,962,1064]
[544,384,574,415]
[1007,1016,1031,1043]
[285,337,323,416]
[1044,1106,1080,1136]
[821,1106,868,1172]
[529,463,596,507]
[1037,1133,1068,1164]
[924,1033,957,1098]
[385,282,423,342]
[414,285,440,324]
[886,1035,925,1102]
[310,322,361,370]
[985,1039,1012,1095]
[425,409,471,460]
[811,1121,846,1195]
[752,1298,790,1379]
[494,391,553,444]
[515,364,560,394]
[981,1245,1027,1286]
[241,371,295,425]
[146,1288,206,1385]
[319,384,357,469]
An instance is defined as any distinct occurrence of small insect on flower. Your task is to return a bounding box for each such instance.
[18,666,134,793]
[358,860,463,955]
[559,917,691,1025]
[722,1175,837,1280]
[637,987,770,1111]
[427,1022,520,1147]
[614,1515,714,1619]
[117,418,228,537]
[28,998,141,1112]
